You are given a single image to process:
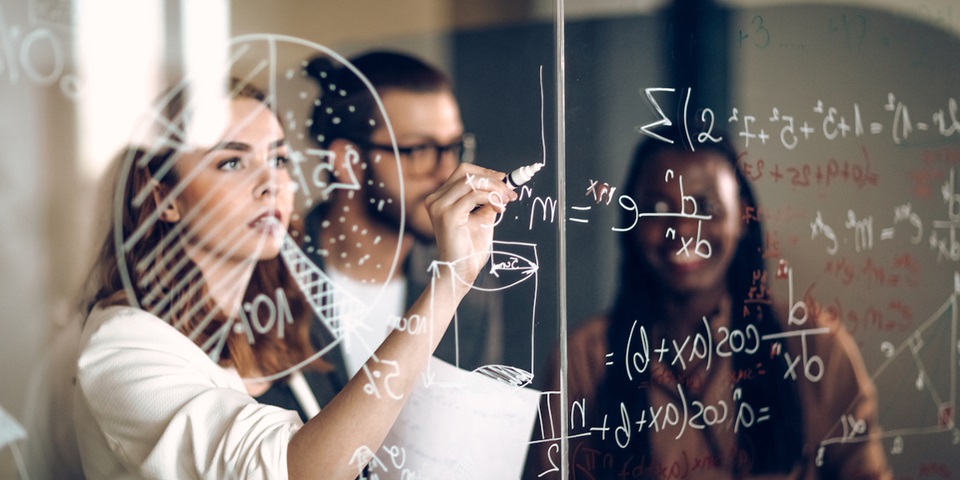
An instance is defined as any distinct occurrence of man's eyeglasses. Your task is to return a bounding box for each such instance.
[351,133,475,177]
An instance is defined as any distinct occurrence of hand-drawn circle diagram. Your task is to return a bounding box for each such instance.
[112,34,405,381]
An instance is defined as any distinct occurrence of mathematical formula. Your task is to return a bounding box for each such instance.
[807,168,960,262]
[0,3,78,98]
[637,87,960,151]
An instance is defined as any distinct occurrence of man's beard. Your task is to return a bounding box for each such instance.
[364,161,435,245]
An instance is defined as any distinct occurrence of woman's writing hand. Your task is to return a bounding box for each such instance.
[425,163,517,294]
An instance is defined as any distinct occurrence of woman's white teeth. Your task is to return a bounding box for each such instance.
[670,252,700,264]
[253,216,279,228]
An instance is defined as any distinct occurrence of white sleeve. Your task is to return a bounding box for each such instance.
[75,307,302,479]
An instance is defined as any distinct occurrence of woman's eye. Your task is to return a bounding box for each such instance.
[217,158,242,171]
[272,155,290,168]
[700,198,722,216]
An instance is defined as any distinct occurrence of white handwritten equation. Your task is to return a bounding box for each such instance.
[558,164,960,268]
[637,87,960,150]
[0,2,78,97]
[533,276,832,461]
[810,168,960,262]
[566,171,717,263]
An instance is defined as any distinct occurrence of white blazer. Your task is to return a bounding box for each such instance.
[74,306,303,479]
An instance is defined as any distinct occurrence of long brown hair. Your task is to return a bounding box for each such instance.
[82,79,328,378]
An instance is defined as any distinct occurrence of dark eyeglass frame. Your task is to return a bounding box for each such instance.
[348,133,476,175]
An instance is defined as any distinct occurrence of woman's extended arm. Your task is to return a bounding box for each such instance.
[287,163,517,479]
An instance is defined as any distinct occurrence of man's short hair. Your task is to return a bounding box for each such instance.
[303,50,453,149]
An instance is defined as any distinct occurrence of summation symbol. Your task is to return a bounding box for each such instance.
[637,87,723,150]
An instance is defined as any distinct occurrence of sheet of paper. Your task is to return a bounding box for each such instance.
[0,404,27,449]
[371,356,541,480]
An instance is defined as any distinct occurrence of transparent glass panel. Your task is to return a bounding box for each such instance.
[4,0,960,478]
[559,0,960,478]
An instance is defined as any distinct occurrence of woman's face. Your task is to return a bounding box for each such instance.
[630,149,743,298]
[170,96,294,266]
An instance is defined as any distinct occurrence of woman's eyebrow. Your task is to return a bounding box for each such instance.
[206,141,250,153]
[205,138,287,153]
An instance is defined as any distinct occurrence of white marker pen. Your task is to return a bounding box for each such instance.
[504,162,544,188]
[471,162,543,213]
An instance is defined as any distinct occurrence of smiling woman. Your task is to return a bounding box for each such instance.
[527,130,893,480]
[71,75,518,479]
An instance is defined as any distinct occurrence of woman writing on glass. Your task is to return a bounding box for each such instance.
[73,78,516,479]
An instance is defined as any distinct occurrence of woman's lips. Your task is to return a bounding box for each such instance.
[663,248,708,273]
[250,211,283,233]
